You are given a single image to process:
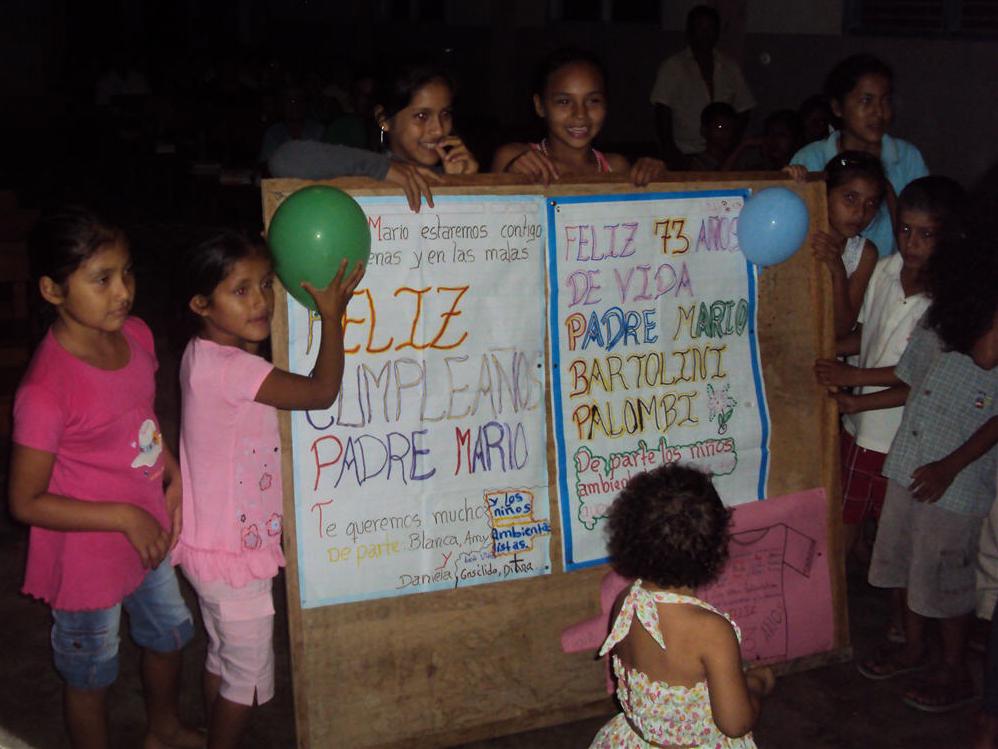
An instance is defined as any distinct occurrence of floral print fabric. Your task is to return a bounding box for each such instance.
[589,580,757,749]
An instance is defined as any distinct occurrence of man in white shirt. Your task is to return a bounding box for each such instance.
[650,5,755,169]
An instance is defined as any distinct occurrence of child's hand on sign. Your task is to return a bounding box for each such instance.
[629,157,668,187]
[811,231,847,277]
[814,358,860,388]
[782,164,807,182]
[830,390,860,414]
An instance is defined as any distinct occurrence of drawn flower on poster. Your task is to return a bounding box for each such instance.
[707,383,737,435]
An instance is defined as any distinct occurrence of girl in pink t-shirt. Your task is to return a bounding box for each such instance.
[174,229,362,748]
[8,206,201,748]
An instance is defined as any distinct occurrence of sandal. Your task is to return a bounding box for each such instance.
[856,644,928,681]
[886,623,906,645]
[902,674,977,713]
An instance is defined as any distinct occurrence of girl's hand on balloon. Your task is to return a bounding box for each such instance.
[629,157,668,187]
[782,164,807,182]
[386,162,441,213]
[301,259,365,322]
[436,136,479,175]
[505,148,560,185]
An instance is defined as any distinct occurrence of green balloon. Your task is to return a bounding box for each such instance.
[268,185,371,310]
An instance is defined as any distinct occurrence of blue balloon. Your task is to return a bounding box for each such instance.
[736,187,810,266]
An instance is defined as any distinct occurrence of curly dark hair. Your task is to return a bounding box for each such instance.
[924,167,998,354]
[605,464,731,589]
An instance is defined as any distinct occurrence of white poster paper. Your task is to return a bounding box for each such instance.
[287,195,552,607]
[547,191,770,570]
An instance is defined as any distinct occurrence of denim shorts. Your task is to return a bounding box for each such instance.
[51,562,193,690]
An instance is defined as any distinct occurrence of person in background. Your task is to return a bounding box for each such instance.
[725,109,803,171]
[650,5,755,170]
[258,87,324,169]
[686,102,739,171]
[789,54,928,257]
[799,94,834,145]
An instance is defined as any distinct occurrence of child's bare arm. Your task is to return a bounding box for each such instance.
[492,143,559,185]
[836,327,862,357]
[844,242,878,334]
[910,415,998,503]
[9,444,170,568]
[162,446,183,550]
[812,231,853,339]
[607,153,668,187]
[703,615,763,738]
[255,260,364,411]
[815,359,901,388]
[832,384,910,414]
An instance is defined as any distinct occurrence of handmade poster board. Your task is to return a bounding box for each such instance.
[283,195,554,607]
[261,174,842,749]
[546,190,770,569]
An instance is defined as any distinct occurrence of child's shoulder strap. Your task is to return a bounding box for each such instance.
[598,580,667,656]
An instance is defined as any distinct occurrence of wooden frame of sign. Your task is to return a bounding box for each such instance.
[261,174,843,749]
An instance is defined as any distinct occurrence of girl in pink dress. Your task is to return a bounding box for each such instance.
[9,206,201,748]
[590,465,774,748]
[173,230,362,748]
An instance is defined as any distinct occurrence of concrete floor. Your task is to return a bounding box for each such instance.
[0,523,980,747]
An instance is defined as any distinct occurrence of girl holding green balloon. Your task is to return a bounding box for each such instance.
[174,231,362,748]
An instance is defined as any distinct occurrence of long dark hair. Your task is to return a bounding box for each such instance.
[376,62,455,120]
[28,205,124,286]
[178,228,271,336]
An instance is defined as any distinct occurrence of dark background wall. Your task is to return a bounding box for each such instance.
[1,0,995,215]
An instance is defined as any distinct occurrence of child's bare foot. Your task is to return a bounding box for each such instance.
[144,723,206,749]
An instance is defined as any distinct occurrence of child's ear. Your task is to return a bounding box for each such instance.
[38,276,64,306]
[373,106,388,133]
[532,94,546,119]
[829,98,843,120]
[189,295,210,317]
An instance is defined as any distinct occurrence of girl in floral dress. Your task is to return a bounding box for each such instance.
[590,465,774,748]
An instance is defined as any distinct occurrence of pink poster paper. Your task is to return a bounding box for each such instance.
[561,488,834,689]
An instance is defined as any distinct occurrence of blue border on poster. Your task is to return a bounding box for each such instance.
[287,193,552,608]
[546,190,770,571]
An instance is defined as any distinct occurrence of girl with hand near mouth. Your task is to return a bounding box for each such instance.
[787,54,928,257]
[492,48,667,186]
[374,63,479,176]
